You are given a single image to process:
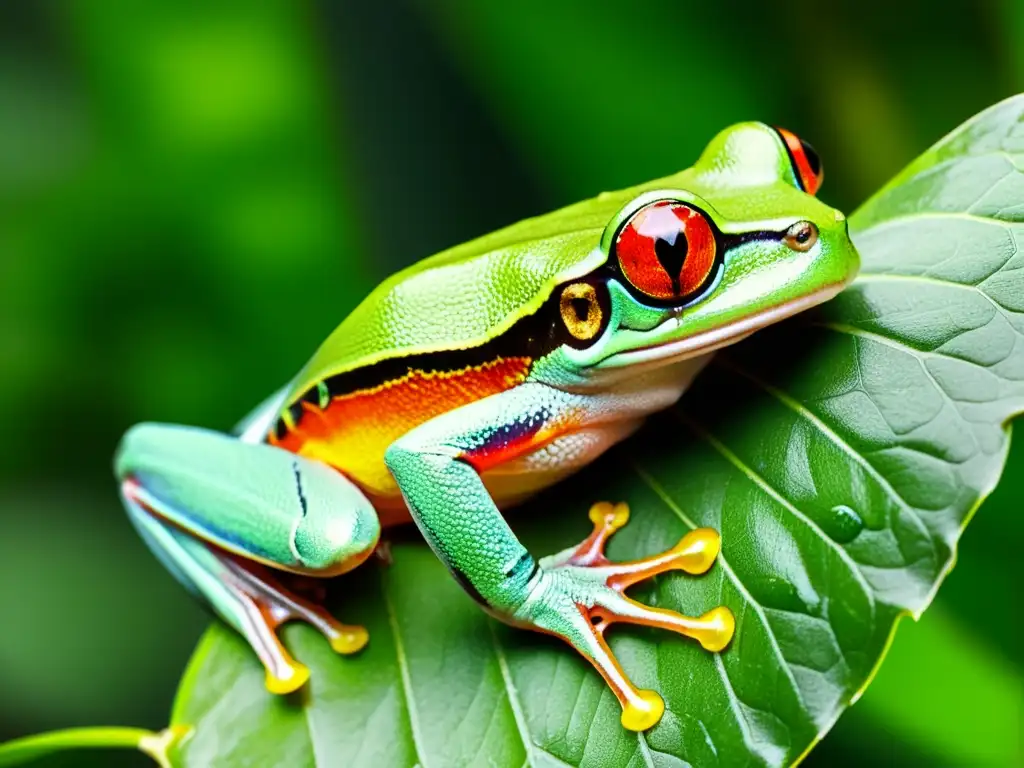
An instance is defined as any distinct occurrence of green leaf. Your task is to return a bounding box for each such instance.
[169,98,1024,766]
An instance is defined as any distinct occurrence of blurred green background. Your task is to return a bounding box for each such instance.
[0,2,1020,766]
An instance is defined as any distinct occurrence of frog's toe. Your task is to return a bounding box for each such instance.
[265,660,310,696]
[329,624,369,655]
[236,566,368,693]
[225,557,370,666]
[621,689,665,732]
[601,526,723,590]
[591,590,735,652]
[541,501,630,569]
[520,502,734,731]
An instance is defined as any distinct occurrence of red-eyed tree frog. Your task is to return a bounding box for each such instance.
[116,123,858,732]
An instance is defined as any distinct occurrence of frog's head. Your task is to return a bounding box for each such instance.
[544,122,859,376]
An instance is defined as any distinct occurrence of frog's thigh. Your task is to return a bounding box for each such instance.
[117,423,380,574]
[116,423,380,693]
[484,419,645,507]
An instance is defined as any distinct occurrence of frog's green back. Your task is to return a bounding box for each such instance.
[288,176,672,396]
[287,117,815,400]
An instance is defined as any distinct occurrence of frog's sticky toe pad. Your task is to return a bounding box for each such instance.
[672,527,721,574]
[330,625,369,655]
[620,689,665,732]
[588,500,630,531]
[695,606,735,652]
[265,661,310,695]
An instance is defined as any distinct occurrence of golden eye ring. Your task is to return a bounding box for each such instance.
[560,282,603,341]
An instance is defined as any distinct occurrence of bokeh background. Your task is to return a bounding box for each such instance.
[0,2,1021,766]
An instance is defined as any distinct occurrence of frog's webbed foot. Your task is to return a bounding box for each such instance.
[218,554,369,693]
[521,502,735,732]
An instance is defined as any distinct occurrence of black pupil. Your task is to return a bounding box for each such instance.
[653,230,688,296]
[800,139,821,177]
[795,226,810,242]
[571,297,591,321]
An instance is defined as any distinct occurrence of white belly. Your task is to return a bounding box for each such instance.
[483,353,713,508]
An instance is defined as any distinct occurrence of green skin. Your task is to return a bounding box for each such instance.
[115,122,860,732]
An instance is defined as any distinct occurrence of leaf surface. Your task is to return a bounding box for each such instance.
[171,97,1024,767]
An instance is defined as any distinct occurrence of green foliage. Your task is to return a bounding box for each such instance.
[1,3,1020,767]
[165,98,1024,767]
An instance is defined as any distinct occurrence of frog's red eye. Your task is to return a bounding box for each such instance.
[775,126,823,196]
[614,201,718,301]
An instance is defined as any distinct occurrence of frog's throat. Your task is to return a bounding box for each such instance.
[596,282,846,370]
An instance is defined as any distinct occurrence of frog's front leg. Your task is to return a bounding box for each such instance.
[384,383,734,732]
[115,424,380,694]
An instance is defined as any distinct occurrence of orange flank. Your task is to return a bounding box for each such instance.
[269,356,532,502]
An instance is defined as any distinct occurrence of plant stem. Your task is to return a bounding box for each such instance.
[0,725,188,768]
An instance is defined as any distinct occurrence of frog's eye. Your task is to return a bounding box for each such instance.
[783,220,818,252]
[613,201,718,302]
[774,127,823,196]
[559,281,608,346]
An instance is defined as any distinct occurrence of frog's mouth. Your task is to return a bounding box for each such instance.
[596,283,845,370]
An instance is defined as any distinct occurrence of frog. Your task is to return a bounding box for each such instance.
[115,122,858,732]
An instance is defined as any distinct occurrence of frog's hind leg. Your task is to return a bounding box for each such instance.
[116,423,381,694]
[123,497,311,693]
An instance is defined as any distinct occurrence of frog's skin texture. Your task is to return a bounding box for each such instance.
[116,123,858,731]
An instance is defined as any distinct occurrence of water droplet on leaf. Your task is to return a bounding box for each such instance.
[829,504,864,544]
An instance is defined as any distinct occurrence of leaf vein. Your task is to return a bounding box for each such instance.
[857,209,1020,233]
[679,414,877,615]
[487,620,563,768]
[816,322,1015,418]
[636,731,657,768]
[854,271,1020,316]
[382,572,430,768]
[631,464,805,735]
[715,356,939,570]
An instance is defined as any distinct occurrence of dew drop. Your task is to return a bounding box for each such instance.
[829,504,865,544]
